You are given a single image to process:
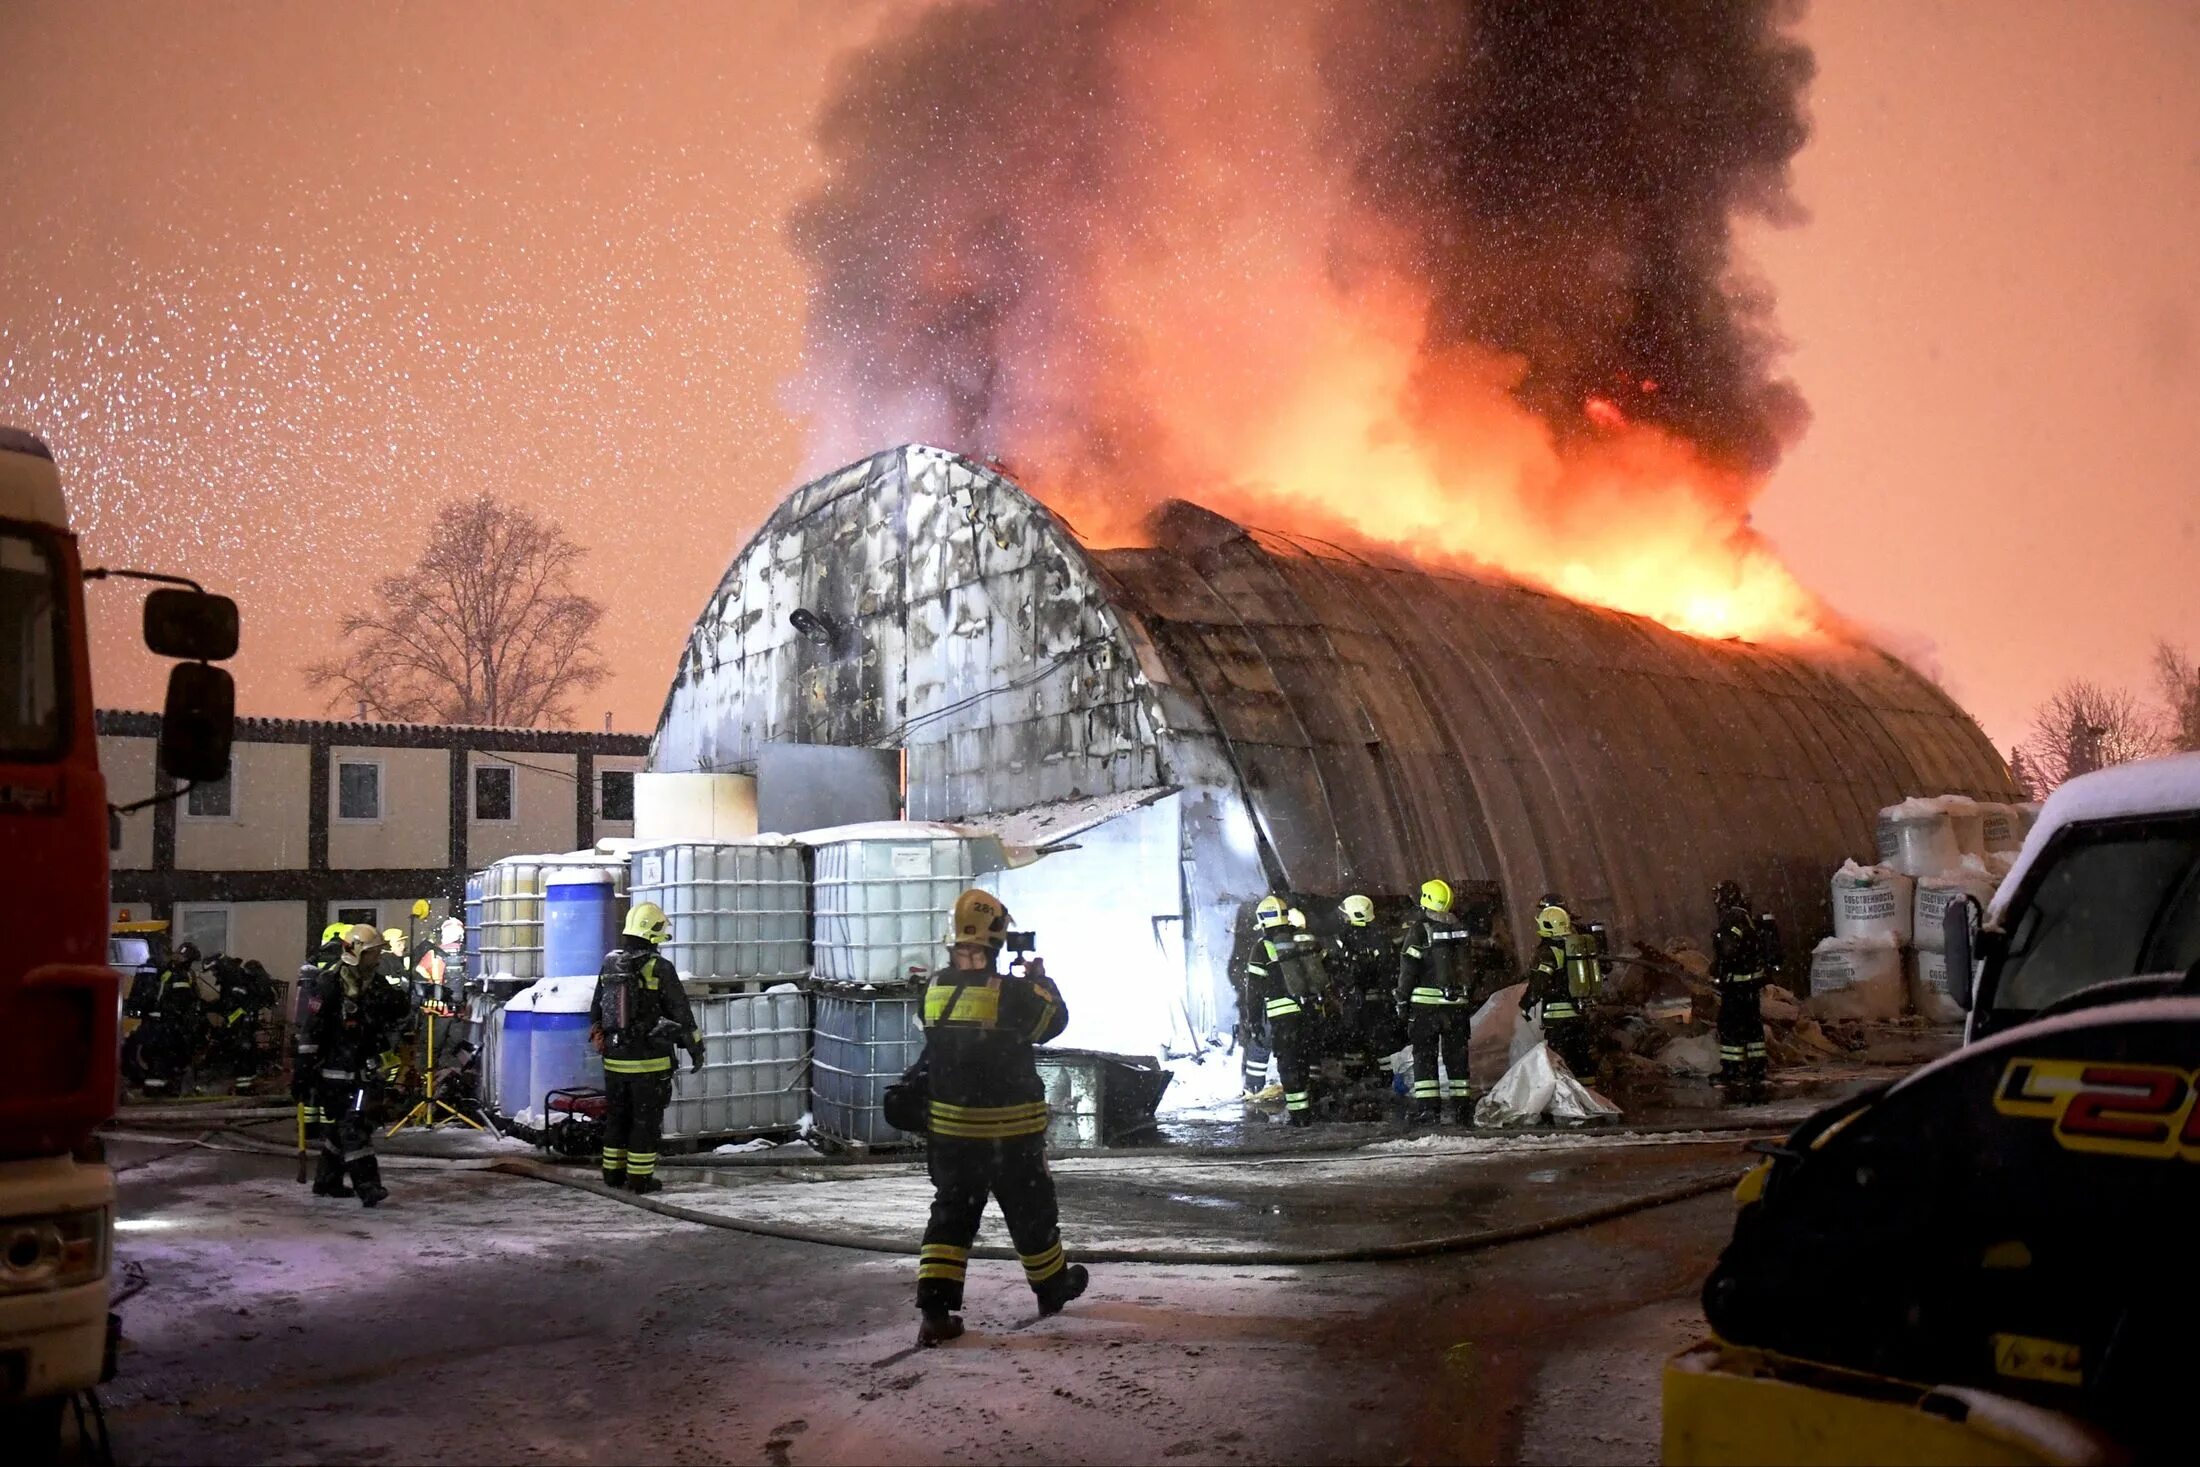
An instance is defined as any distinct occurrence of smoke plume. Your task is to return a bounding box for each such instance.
[789,0,1822,640]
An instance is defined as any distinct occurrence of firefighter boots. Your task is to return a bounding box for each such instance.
[1448,1098,1477,1128]
[600,1167,626,1190]
[1034,1263,1090,1318]
[918,1309,966,1347]
[356,1182,389,1208]
[627,1174,663,1197]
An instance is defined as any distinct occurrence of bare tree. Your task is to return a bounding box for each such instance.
[308,495,609,727]
[2019,679,2161,795]
[2155,640,2200,753]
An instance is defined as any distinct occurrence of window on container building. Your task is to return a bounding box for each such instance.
[336,760,381,821]
[474,763,515,822]
[600,769,635,823]
[185,771,234,819]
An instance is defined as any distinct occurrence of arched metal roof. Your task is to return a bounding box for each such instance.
[656,446,2016,955]
[1087,498,2016,949]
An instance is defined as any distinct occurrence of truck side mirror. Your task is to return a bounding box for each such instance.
[1944,894,1979,1011]
[159,662,235,784]
[143,587,240,662]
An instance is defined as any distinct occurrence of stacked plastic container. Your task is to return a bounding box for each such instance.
[810,988,927,1148]
[661,990,810,1141]
[809,831,980,984]
[476,854,629,980]
[626,840,810,986]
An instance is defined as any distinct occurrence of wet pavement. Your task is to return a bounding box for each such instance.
[94,1116,1767,1466]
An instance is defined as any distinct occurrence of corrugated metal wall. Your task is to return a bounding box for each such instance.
[1087,499,2017,955]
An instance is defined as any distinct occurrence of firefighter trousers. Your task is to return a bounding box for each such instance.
[602,1069,674,1184]
[1544,1016,1594,1079]
[311,1074,384,1196]
[1716,983,1768,1085]
[917,1133,1070,1313]
[1269,1010,1313,1118]
[1407,1004,1471,1110]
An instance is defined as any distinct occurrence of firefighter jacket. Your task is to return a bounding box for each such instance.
[153,960,202,1022]
[1713,903,1763,992]
[1398,910,1476,1008]
[1329,925,1393,995]
[1246,930,1325,1023]
[1524,938,1582,1022]
[921,959,1069,1140]
[297,962,409,1080]
[590,939,702,1077]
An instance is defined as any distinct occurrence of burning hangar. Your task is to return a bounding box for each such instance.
[653,445,2016,1052]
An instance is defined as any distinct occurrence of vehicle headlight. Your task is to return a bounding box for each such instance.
[0,1207,109,1294]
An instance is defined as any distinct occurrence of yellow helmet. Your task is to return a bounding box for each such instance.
[951,889,1010,950]
[1419,879,1453,914]
[381,927,406,955]
[624,901,672,943]
[1254,895,1289,929]
[1340,894,1375,926]
[341,924,387,965]
[1536,903,1573,939]
[320,921,349,946]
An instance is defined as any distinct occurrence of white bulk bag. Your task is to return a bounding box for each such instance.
[1876,798,1963,878]
[1831,860,1915,944]
[1910,949,1966,1025]
[1807,935,1906,1022]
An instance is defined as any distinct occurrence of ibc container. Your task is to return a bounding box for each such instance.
[810,834,980,985]
[662,989,811,1141]
[463,872,485,969]
[476,855,627,980]
[810,989,926,1147]
[628,841,809,984]
[524,974,603,1124]
[545,869,618,979]
[475,1001,504,1116]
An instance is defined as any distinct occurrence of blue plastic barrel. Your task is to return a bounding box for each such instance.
[527,974,604,1117]
[544,868,617,980]
[495,990,536,1123]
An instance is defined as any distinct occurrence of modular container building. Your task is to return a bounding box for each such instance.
[654,446,2017,1054]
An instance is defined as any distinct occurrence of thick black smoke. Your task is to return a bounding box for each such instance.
[1345,0,1814,470]
[790,0,1815,480]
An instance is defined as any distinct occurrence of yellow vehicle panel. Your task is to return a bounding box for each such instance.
[1663,1342,2125,1467]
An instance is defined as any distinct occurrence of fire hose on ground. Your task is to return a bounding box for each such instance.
[105,1125,1755,1268]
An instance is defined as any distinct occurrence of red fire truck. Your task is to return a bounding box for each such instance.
[1,426,236,1449]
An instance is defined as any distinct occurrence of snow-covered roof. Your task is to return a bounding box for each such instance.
[1992,751,2200,918]
[0,427,65,528]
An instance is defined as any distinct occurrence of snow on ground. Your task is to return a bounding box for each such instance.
[1160,1045,1251,1118]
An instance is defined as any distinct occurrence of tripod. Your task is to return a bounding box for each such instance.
[388,947,482,1134]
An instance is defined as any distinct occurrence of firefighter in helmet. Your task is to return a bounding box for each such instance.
[297,926,408,1205]
[589,901,703,1195]
[914,890,1087,1347]
[292,922,350,1148]
[1246,895,1324,1125]
[1397,880,1477,1125]
[1711,881,1771,1101]
[1524,897,1593,1076]
[1330,894,1402,1100]
[138,940,206,1096]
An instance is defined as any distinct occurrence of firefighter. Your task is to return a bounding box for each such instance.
[204,955,275,1094]
[1246,895,1323,1126]
[1330,894,1401,1098]
[1712,881,1771,1101]
[293,922,348,1148]
[296,926,408,1205]
[589,901,703,1196]
[1397,880,1477,1125]
[1232,913,1279,1105]
[138,941,206,1096]
[914,890,1087,1347]
[1524,898,1593,1076]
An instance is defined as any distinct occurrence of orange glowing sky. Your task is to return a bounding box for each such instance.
[2,1,2195,755]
